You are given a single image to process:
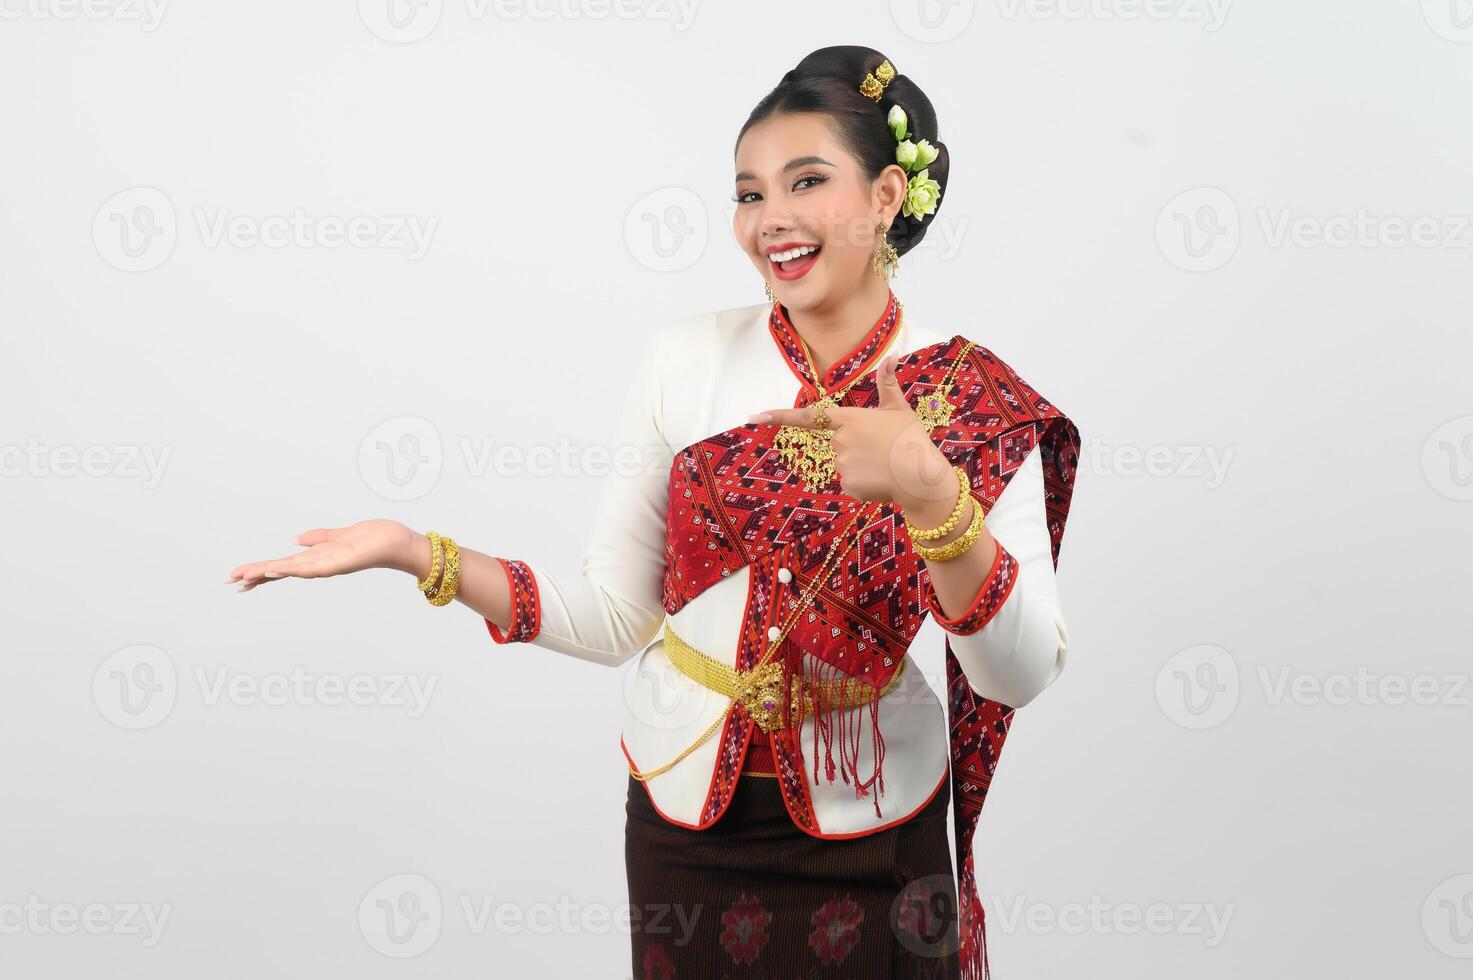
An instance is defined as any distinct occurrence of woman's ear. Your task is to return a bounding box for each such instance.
[874,163,908,222]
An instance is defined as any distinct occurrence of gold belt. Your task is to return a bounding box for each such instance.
[628,623,905,784]
[661,621,904,735]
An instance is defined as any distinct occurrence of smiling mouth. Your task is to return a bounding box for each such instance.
[769,245,822,278]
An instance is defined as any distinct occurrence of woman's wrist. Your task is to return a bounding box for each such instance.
[393,528,435,580]
[892,447,955,517]
[902,491,974,547]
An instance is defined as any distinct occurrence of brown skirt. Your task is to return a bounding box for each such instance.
[625,771,962,979]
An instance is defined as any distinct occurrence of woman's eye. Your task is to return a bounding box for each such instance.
[730,175,826,204]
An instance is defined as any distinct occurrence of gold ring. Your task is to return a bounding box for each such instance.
[812,404,831,429]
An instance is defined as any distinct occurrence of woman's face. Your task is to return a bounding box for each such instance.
[732,112,906,308]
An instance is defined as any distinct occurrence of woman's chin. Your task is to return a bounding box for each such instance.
[771,266,828,303]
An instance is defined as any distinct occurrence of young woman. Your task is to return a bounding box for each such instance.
[228,45,1081,980]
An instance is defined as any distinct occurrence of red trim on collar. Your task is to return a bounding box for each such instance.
[767,290,900,397]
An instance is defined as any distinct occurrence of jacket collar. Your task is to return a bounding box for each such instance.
[767,290,901,398]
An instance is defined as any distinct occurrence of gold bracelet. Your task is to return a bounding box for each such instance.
[904,465,970,541]
[426,534,461,605]
[416,532,445,594]
[911,493,985,562]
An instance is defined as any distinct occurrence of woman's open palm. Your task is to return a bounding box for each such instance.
[226,519,412,593]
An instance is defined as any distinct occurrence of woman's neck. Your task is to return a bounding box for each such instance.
[786,284,892,383]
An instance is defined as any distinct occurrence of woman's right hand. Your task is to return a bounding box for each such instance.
[226,519,421,593]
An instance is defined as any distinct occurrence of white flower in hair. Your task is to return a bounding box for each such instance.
[888,105,910,141]
[896,139,918,171]
[903,169,941,220]
[910,138,939,171]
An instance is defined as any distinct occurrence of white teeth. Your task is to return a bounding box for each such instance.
[769,245,819,263]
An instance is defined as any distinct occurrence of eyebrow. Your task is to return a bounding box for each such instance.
[734,156,837,182]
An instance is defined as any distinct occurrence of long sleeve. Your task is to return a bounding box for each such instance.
[483,326,673,667]
[920,442,1067,708]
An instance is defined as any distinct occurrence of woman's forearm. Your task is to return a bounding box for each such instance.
[390,530,514,630]
[896,490,1000,620]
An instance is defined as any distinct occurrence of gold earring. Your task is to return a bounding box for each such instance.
[871,222,899,281]
[763,279,776,302]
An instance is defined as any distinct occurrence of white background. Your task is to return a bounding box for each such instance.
[3,1,1472,977]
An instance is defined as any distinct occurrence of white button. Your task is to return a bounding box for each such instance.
[777,567,793,584]
[767,626,781,641]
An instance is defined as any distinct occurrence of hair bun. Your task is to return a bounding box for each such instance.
[738,46,949,258]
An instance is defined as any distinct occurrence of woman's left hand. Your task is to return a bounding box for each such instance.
[747,353,955,508]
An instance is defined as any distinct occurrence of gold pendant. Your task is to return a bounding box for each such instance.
[773,394,840,491]
[914,382,957,430]
[774,426,838,491]
[735,660,810,733]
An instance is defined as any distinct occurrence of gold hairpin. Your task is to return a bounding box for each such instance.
[859,58,896,102]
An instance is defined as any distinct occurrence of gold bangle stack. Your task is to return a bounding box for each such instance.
[417,531,462,606]
[904,466,986,562]
[415,534,443,592]
[904,466,971,540]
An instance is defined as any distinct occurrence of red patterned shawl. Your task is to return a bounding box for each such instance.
[661,300,1080,979]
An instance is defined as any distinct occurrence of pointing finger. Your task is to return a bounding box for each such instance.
[748,405,859,429]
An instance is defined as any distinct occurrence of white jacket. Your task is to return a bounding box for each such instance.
[484,294,1075,839]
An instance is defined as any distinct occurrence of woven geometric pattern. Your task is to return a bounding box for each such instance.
[924,543,1020,635]
[664,320,1081,980]
[483,557,540,645]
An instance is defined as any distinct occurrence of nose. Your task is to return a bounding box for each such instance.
[757,200,796,245]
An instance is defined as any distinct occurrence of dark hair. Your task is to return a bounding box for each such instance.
[735,45,949,258]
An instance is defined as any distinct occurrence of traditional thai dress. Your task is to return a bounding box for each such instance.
[485,290,1081,979]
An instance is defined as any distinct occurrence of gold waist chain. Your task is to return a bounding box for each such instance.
[627,620,905,782]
